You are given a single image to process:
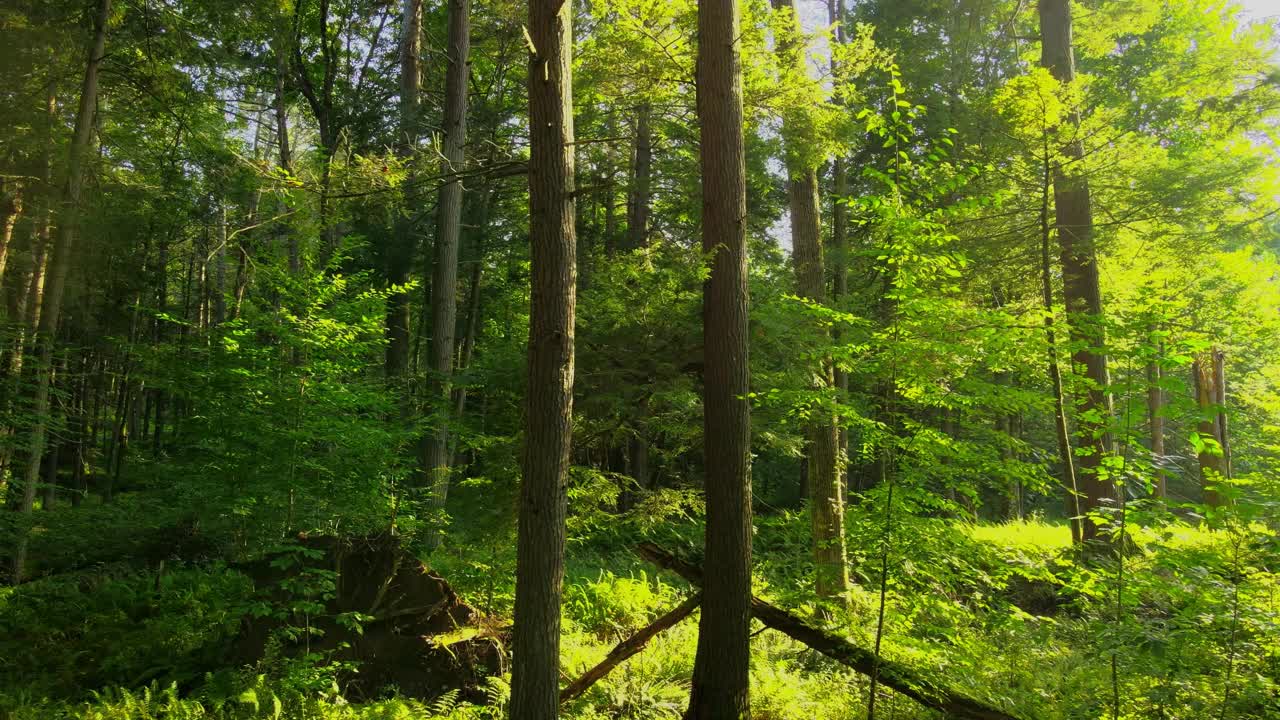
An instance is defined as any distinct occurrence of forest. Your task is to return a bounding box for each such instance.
[2,0,1280,717]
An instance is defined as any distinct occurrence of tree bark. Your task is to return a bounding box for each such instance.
[274,45,299,276]
[0,82,55,486]
[423,0,471,509]
[13,0,111,584]
[385,0,422,380]
[0,181,21,290]
[1038,0,1112,544]
[624,104,653,251]
[1194,351,1226,507]
[771,0,849,610]
[1039,130,1082,544]
[233,101,267,320]
[687,0,753,715]
[510,0,577,716]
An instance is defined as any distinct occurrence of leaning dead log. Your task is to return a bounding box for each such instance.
[635,543,1023,720]
[559,592,702,703]
[234,534,504,702]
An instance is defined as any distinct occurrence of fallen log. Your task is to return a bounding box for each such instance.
[559,592,702,703]
[634,542,1023,720]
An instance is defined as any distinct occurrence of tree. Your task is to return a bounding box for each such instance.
[424,0,472,510]
[686,0,753,715]
[384,0,422,380]
[769,0,849,611]
[12,0,111,583]
[1194,348,1229,507]
[1038,0,1113,544]
[509,0,577,715]
[625,103,652,251]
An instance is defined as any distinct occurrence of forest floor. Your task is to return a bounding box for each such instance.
[1,496,1276,720]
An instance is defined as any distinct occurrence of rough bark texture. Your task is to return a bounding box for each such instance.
[510,0,577,716]
[688,0,753,716]
[637,544,1024,720]
[771,0,848,609]
[13,0,111,584]
[625,104,653,251]
[1039,133,1081,544]
[559,593,701,704]
[1038,0,1112,543]
[424,0,471,506]
[1194,351,1227,507]
[0,181,21,289]
[385,0,422,380]
[233,534,503,703]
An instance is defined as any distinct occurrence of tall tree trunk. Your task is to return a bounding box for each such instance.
[0,181,21,290]
[827,0,851,491]
[771,0,848,611]
[1194,350,1227,507]
[214,203,227,326]
[423,0,471,511]
[1146,326,1166,500]
[12,0,110,584]
[448,172,497,457]
[385,0,422,380]
[509,0,577,716]
[687,0,753,715]
[1213,348,1230,482]
[0,84,55,491]
[274,46,299,276]
[233,102,267,320]
[625,104,652,251]
[1038,131,1082,544]
[1038,0,1112,544]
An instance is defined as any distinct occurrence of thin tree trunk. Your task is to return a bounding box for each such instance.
[771,0,848,610]
[0,182,21,289]
[827,0,851,492]
[1037,133,1081,542]
[12,0,111,584]
[1039,0,1112,544]
[1213,348,1230,482]
[687,0,753,715]
[214,203,227,325]
[1146,327,1166,500]
[385,0,422,380]
[1194,352,1226,507]
[424,0,471,511]
[274,46,299,276]
[233,102,267,320]
[0,85,56,492]
[625,104,652,251]
[448,175,496,454]
[41,442,59,511]
[509,0,577,715]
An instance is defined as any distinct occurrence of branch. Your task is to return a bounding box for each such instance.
[559,592,701,704]
[634,543,1025,720]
